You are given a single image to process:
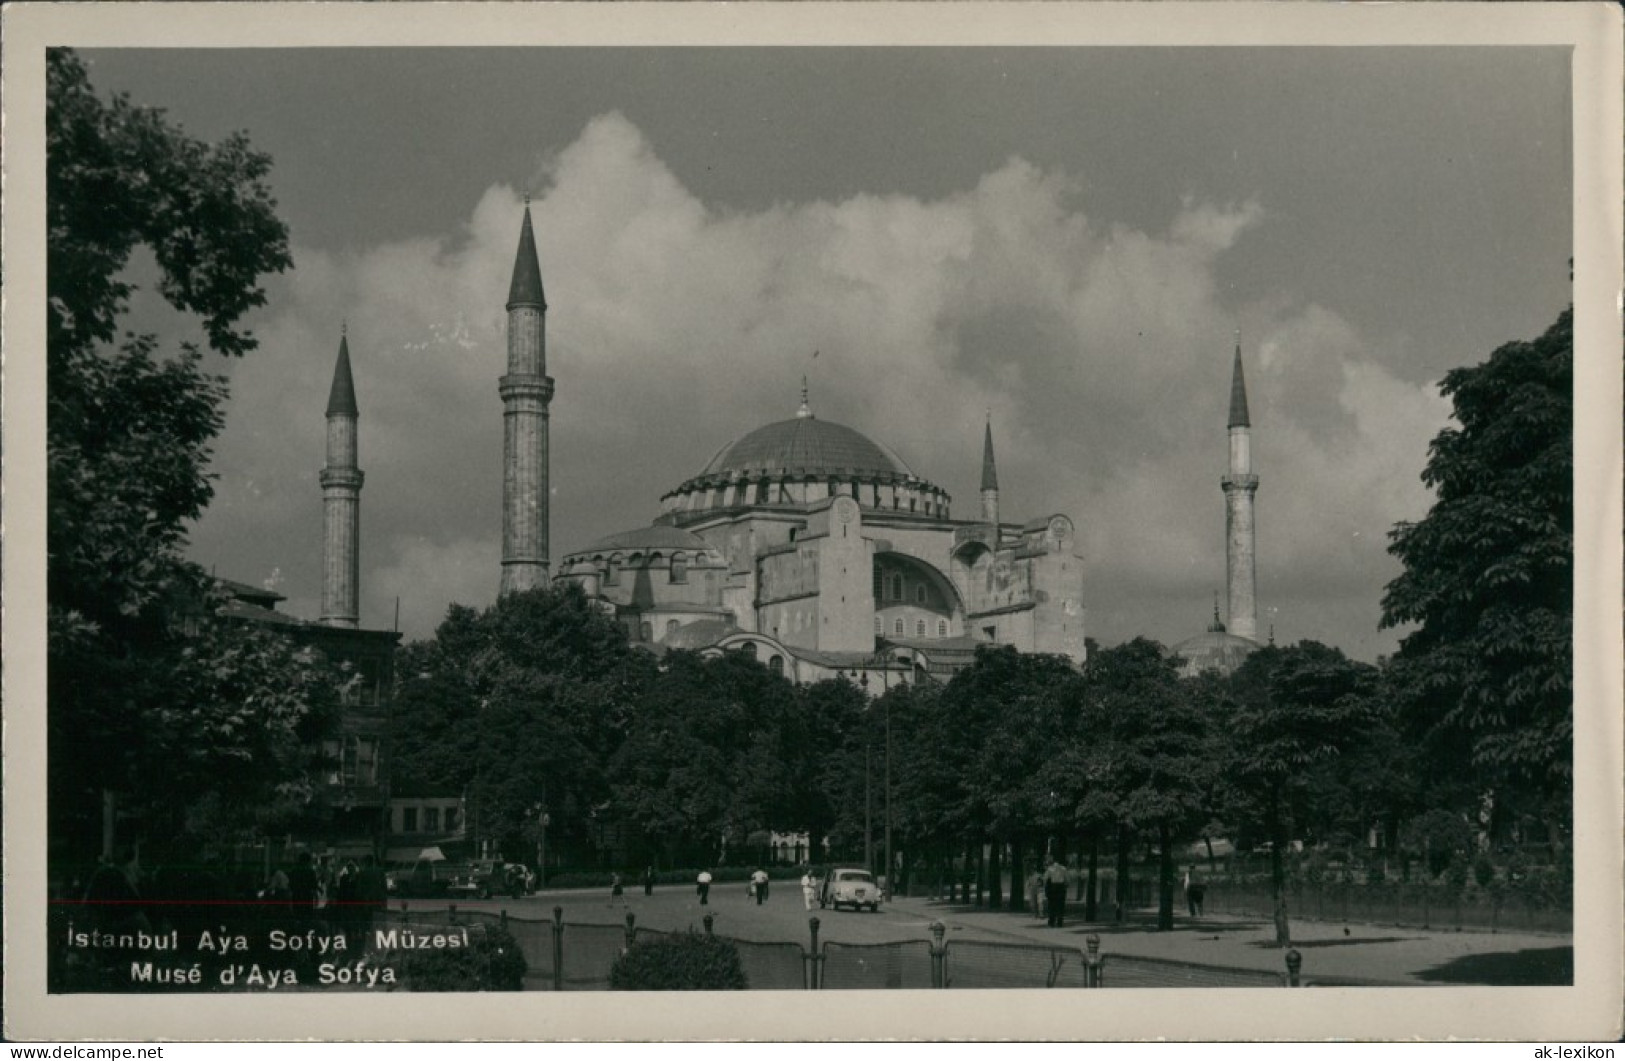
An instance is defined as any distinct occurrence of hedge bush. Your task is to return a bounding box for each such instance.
[609,931,748,991]
[390,925,528,991]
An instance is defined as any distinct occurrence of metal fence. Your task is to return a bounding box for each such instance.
[392,903,1349,990]
[941,939,1091,989]
[1203,882,1571,935]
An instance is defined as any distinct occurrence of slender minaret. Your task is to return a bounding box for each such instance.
[980,415,1000,531]
[1222,334,1259,641]
[499,199,553,595]
[320,327,363,627]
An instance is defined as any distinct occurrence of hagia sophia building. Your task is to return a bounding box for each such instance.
[310,203,1262,689]
[243,201,1266,856]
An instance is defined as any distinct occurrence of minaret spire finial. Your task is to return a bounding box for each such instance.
[797,375,813,419]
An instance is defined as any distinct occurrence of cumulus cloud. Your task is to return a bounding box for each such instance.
[189,112,1446,655]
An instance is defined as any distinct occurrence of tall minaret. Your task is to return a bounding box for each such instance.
[320,327,363,627]
[980,415,1000,532]
[1222,334,1259,641]
[499,199,553,595]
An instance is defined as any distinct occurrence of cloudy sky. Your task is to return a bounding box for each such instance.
[81,44,1573,658]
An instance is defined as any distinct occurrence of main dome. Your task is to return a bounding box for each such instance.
[700,416,916,480]
[660,405,952,522]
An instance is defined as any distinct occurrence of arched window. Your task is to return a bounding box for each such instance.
[915,619,926,637]
[605,555,621,586]
[639,622,652,642]
[768,655,784,676]
[666,619,680,637]
[740,641,758,659]
[670,553,687,583]
[873,568,883,600]
[915,584,926,605]
[937,619,948,637]
[893,618,904,636]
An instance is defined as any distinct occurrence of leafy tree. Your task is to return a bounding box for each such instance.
[392,585,650,863]
[1081,639,1213,929]
[46,49,309,854]
[1381,308,1572,834]
[926,646,1082,908]
[1226,642,1380,945]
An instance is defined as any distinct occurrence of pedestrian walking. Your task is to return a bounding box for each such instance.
[1026,866,1043,920]
[800,868,816,910]
[611,871,624,899]
[696,869,712,905]
[1044,858,1069,928]
[1186,866,1206,918]
[751,867,769,905]
[643,865,655,897]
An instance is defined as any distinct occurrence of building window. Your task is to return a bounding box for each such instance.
[875,616,882,635]
[914,584,926,605]
[937,619,948,637]
[893,618,904,635]
[768,655,784,676]
[916,619,926,637]
[403,807,419,833]
[666,619,680,637]
[445,807,460,833]
[605,557,620,585]
[637,621,650,642]
[424,807,441,834]
[741,642,758,659]
[873,568,883,600]
[671,553,687,583]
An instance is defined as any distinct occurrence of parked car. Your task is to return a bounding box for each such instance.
[445,859,508,900]
[819,867,881,912]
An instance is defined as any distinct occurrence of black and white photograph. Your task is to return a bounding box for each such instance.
[4,1,1620,1043]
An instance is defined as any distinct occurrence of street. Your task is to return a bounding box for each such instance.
[399,884,1034,949]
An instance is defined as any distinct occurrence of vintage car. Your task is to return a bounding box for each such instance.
[818,866,881,912]
[444,859,509,900]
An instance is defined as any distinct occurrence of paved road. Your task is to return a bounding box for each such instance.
[400,886,1573,986]
[401,884,1026,949]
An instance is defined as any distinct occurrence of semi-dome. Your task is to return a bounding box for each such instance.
[571,524,712,557]
[700,416,916,480]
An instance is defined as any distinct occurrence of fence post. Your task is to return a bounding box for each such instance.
[551,906,564,993]
[448,903,459,925]
[1285,948,1302,988]
[807,917,822,991]
[929,921,946,989]
[624,911,636,952]
[1085,934,1102,988]
[703,913,715,936]
[500,909,508,931]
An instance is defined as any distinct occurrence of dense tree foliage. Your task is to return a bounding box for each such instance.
[1222,642,1380,943]
[1382,308,1572,831]
[46,49,326,853]
[1080,639,1215,929]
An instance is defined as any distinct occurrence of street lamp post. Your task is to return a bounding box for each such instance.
[884,689,893,899]
[860,673,872,875]
[532,804,550,888]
